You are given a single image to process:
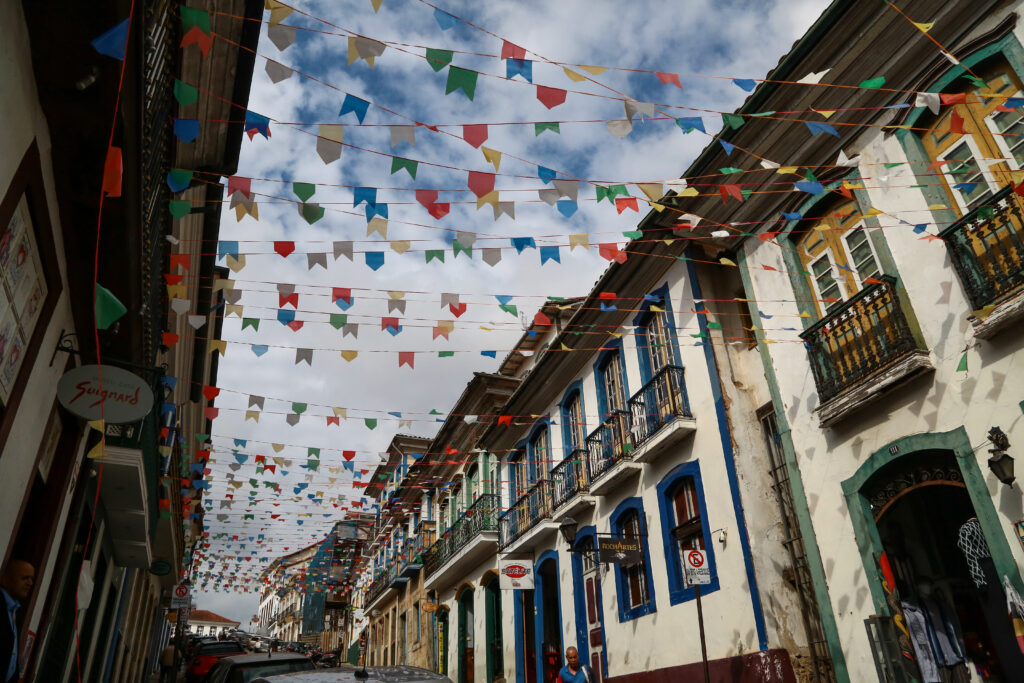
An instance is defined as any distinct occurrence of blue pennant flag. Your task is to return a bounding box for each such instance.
[556,200,578,217]
[366,203,388,220]
[481,351,497,358]
[538,166,556,183]
[353,187,376,207]
[365,252,385,271]
[732,78,757,92]
[794,180,825,195]
[340,94,370,123]
[781,211,803,220]
[251,344,269,356]
[676,117,705,134]
[539,246,561,264]
[244,111,271,139]
[434,8,458,30]
[218,241,239,259]
[506,58,533,83]
[233,439,247,447]
[805,121,840,138]
[719,139,735,156]
[277,309,296,326]
[92,19,130,60]
[174,119,200,143]
[511,237,536,253]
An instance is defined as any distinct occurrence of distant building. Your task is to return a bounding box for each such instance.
[188,609,240,638]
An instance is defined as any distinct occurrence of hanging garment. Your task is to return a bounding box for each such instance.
[956,518,991,588]
[903,601,942,682]
[1003,575,1024,654]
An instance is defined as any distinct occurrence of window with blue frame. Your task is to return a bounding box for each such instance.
[508,449,527,503]
[528,425,550,481]
[597,348,627,415]
[610,498,657,621]
[561,388,586,451]
[657,462,719,604]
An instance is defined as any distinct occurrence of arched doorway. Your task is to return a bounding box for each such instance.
[435,607,449,676]
[844,431,1024,680]
[534,551,563,683]
[458,585,475,683]
[484,573,504,682]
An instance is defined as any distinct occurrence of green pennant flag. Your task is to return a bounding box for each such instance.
[174,80,198,106]
[391,157,418,179]
[425,250,445,263]
[301,203,325,225]
[364,418,377,430]
[499,304,518,317]
[445,66,478,100]
[242,318,260,331]
[307,460,320,471]
[622,230,643,240]
[963,74,987,89]
[429,409,442,415]
[535,122,560,136]
[95,283,127,330]
[719,167,744,174]
[859,76,886,89]
[293,182,316,202]
[308,447,320,457]
[453,242,472,259]
[195,433,210,443]
[884,162,904,168]
[721,113,745,129]
[180,6,211,34]
[438,351,454,358]
[750,111,775,117]
[707,321,723,329]
[292,402,307,414]
[169,200,191,219]
[425,48,453,72]
[608,184,628,199]
[329,314,347,329]
[956,352,968,372]
[596,186,611,203]
[167,168,193,191]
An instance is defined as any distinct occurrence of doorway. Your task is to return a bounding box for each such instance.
[484,574,503,682]
[572,534,606,682]
[534,553,562,683]
[458,586,475,683]
[517,588,537,683]
[435,608,449,676]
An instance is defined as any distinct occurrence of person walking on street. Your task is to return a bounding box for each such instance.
[0,560,34,683]
[557,646,593,683]
[159,641,178,683]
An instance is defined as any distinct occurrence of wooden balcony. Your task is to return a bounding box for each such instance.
[800,276,932,427]
[940,185,1024,338]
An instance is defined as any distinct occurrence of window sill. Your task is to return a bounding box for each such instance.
[618,601,657,623]
[968,289,1024,339]
[668,576,721,606]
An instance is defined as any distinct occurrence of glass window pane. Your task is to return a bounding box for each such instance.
[812,256,842,301]
[944,141,992,208]
[845,230,880,282]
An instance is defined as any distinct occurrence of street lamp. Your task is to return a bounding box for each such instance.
[557,516,578,547]
[987,427,1014,487]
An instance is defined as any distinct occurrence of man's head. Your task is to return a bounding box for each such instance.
[0,559,34,602]
[565,647,580,670]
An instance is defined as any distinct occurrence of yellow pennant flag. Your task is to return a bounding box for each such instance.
[266,1,292,25]
[390,240,411,254]
[319,124,344,143]
[87,440,105,459]
[580,64,606,75]
[167,284,187,299]
[777,166,799,174]
[610,331,623,338]
[209,340,227,356]
[813,110,835,119]
[561,342,571,351]
[213,278,234,293]
[271,443,286,452]
[225,304,243,318]
[367,217,388,238]
[929,203,948,210]
[663,239,675,246]
[341,350,358,362]
[226,254,246,273]
[274,457,285,466]
[637,183,664,202]
[862,207,883,217]
[370,0,383,11]
[569,234,589,250]
[333,407,347,419]
[650,304,665,312]
[563,67,585,82]
[913,21,934,32]
[720,257,737,266]
[481,147,502,171]
[245,410,260,422]
[677,187,699,197]
[651,203,666,212]
[388,291,405,300]
[87,419,105,432]
[476,190,500,210]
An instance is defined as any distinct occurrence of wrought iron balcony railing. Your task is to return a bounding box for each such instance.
[628,365,692,446]
[499,479,553,549]
[799,276,920,403]
[585,411,634,481]
[423,494,499,576]
[940,184,1024,311]
[365,566,395,607]
[550,449,590,510]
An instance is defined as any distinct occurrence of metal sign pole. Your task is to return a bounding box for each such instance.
[695,584,709,683]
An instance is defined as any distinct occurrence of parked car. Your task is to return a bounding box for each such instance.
[186,640,246,682]
[205,652,316,683]
[250,665,453,682]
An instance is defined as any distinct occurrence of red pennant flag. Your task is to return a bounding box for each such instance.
[758,232,779,242]
[449,302,467,317]
[164,273,184,285]
[327,416,340,426]
[332,287,352,305]
[468,171,495,198]
[274,241,296,258]
[398,352,415,368]
[863,276,885,285]
[533,311,551,326]
[1014,181,1024,197]
[719,184,744,203]
[382,317,400,331]
[463,124,488,149]
[169,253,191,272]
[432,326,450,340]
[416,189,439,207]
[497,415,512,426]
[445,445,458,455]
[656,72,682,88]
[500,41,526,60]
[940,93,966,105]
[615,197,639,213]
[202,385,220,401]
[256,455,266,464]
[343,450,356,461]
[427,202,450,220]
[162,332,180,347]
[279,292,299,308]
[228,176,252,199]
[950,110,965,135]
[102,146,123,197]
[598,243,627,263]
[599,292,617,300]
[181,25,213,57]
[762,264,777,271]
[204,407,219,420]
[838,184,854,200]
[265,465,276,474]
[287,320,304,332]
[536,85,567,109]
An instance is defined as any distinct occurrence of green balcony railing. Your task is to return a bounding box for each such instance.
[423,494,500,576]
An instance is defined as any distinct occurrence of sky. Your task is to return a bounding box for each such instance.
[194,0,831,625]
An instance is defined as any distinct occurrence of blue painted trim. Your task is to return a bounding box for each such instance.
[526,416,551,480]
[559,380,587,452]
[592,338,629,417]
[569,526,608,677]
[609,497,658,622]
[533,551,563,683]
[656,461,721,604]
[513,591,525,683]
[508,447,526,505]
[683,248,768,650]
[631,281,682,384]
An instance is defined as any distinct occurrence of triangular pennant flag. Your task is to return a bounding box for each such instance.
[445,67,478,100]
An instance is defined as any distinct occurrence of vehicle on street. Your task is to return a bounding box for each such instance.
[186,640,247,682]
[205,652,316,683]
[249,665,453,682]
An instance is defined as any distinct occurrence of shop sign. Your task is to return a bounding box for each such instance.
[149,560,172,576]
[422,602,438,612]
[598,537,643,565]
[57,364,154,424]
[499,559,534,590]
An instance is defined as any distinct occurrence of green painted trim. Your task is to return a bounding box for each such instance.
[736,249,850,683]
[842,427,1024,615]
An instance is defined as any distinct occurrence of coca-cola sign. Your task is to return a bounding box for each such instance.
[57,364,154,424]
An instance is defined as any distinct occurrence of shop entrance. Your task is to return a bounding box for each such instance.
[458,586,474,683]
[865,449,1024,681]
[534,554,562,683]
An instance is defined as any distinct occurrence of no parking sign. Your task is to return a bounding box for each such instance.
[684,549,711,585]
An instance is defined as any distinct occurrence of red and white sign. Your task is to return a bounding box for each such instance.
[171,583,191,608]
[684,549,711,585]
[57,364,154,424]
[499,559,534,590]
